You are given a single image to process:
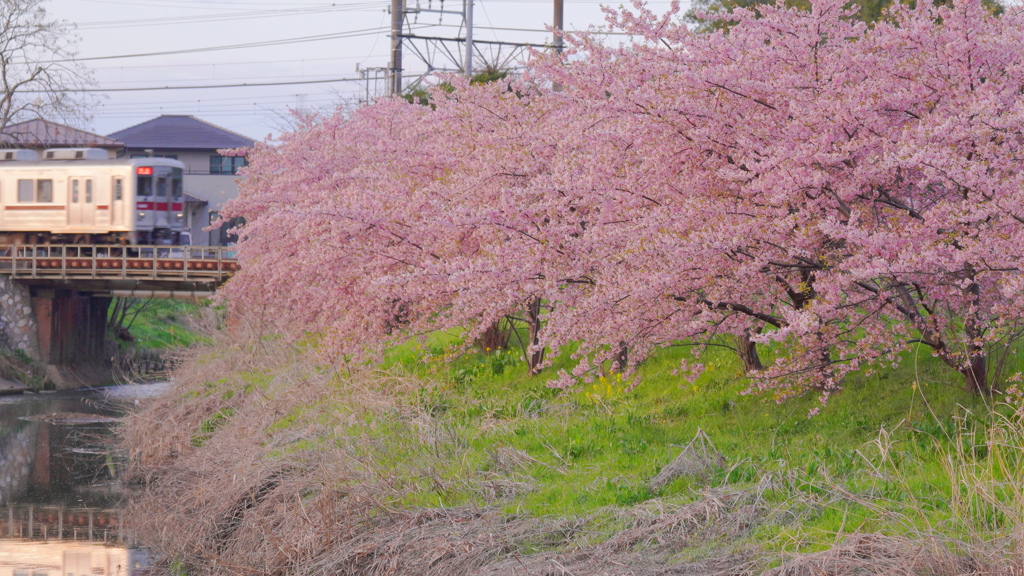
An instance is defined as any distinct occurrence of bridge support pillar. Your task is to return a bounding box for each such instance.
[32,289,112,390]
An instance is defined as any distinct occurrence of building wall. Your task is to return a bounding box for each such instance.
[184,174,242,246]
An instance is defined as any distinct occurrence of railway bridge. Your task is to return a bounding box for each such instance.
[0,245,238,389]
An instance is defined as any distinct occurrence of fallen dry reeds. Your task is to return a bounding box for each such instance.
[763,533,956,576]
[120,320,766,576]
[120,315,1024,576]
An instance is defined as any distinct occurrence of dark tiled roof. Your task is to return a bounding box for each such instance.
[0,119,123,148]
[107,115,255,150]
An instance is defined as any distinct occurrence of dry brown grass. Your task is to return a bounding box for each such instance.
[121,314,1024,576]
[120,316,766,576]
[649,429,726,493]
[763,533,979,576]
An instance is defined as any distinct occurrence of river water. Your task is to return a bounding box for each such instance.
[0,383,167,576]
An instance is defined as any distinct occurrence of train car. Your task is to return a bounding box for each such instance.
[0,148,186,245]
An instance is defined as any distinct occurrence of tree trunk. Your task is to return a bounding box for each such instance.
[477,318,511,352]
[961,353,988,395]
[961,269,990,395]
[526,297,544,374]
[613,340,628,373]
[735,331,763,372]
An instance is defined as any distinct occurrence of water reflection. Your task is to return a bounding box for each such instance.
[0,384,167,576]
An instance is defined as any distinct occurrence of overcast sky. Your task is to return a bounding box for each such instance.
[43,0,681,144]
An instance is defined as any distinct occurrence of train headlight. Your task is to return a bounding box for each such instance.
[137,211,146,220]
[175,212,183,219]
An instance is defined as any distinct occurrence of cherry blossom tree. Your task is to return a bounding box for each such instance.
[221,0,1024,406]
[524,0,1024,399]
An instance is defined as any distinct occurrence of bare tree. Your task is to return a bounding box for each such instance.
[0,0,94,133]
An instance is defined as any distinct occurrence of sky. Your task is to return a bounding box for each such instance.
[43,0,682,143]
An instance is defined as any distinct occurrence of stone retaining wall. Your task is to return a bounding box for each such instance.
[0,277,38,359]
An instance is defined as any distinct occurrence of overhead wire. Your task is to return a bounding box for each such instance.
[74,0,346,11]
[91,55,367,71]
[76,4,387,29]
[24,77,371,92]
[54,0,666,135]
[55,26,399,63]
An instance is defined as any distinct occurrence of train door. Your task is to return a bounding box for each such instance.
[68,178,97,227]
[111,176,125,227]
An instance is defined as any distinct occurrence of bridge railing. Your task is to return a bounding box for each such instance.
[0,244,239,282]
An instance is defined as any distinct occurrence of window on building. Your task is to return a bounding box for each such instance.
[208,211,245,245]
[209,155,246,175]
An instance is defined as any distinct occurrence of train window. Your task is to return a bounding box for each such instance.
[37,180,52,202]
[71,180,79,203]
[86,180,93,202]
[17,179,32,202]
[156,176,168,197]
[172,177,182,199]
[113,178,123,200]
[16,179,53,201]
[17,179,53,202]
[137,174,152,197]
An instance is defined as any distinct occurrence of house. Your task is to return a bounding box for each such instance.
[0,119,124,157]
[107,115,256,246]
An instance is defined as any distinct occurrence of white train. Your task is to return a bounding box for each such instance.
[0,148,187,245]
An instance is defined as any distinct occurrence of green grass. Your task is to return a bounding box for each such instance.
[119,298,210,349]
[315,331,1020,554]
[154,315,1024,564]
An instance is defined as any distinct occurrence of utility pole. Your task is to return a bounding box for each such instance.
[464,0,474,77]
[394,0,546,87]
[551,0,564,91]
[390,0,405,94]
[553,0,564,53]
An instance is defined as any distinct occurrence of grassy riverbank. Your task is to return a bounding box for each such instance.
[121,321,1024,575]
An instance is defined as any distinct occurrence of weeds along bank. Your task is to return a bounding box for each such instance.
[121,320,1024,576]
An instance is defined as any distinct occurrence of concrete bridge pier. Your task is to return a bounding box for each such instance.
[31,289,112,389]
[1,279,113,389]
[1,244,238,389]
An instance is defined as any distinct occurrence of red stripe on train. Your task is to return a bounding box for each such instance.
[137,202,180,210]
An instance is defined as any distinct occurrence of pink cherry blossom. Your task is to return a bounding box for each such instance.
[220,0,1024,406]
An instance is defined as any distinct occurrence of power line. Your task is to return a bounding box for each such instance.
[60,26,397,63]
[75,0,345,10]
[99,73,353,86]
[25,73,423,93]
[27,77,368,93]
[97,93,343,106]
[91,56,366,71]
[76,4,386,29]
